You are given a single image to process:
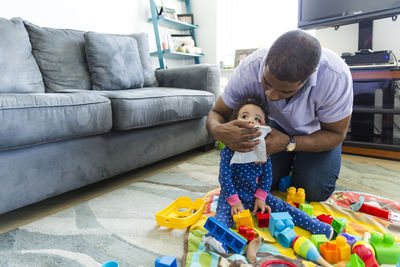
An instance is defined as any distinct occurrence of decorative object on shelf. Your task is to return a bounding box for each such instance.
[171,34,201,55]
[234,48,257,68]
[177,14,194,24]
[149,0,203,68]
[162,7,178,20]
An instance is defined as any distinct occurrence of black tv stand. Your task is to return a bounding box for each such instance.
[343,67,400,160]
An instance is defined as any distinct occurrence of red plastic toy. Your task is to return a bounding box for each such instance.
[238,225,257,243]
[317,214,333,224]
[257,212,270,228]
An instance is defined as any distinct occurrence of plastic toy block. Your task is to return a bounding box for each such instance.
[338,233,357,248]
[269,212,294,238]
[286,187,305,204]
[299,203,314,217]
[256,212,269,228]
[279,175,292,192]
[217,141,225,150]
[203,217,247,254]
[233,209,254,229]
[320,240,340,264]
[238,225,257,243]
[369,232,400,265]
[331,218,346,234]
[317,214,333,225]
[285,200,297,208]
[276,227,297,248]
[155,197,205,229]
[345,254,365,267]
[336,236,351,262]
[102,261,119,267]
[311,234,329,252]
[155,256,177,267]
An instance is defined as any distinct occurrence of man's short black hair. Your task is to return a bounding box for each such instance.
[232,97,268,121]
[265,30,321,83]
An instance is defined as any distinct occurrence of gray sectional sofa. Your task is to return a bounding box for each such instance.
[0,17,219,215]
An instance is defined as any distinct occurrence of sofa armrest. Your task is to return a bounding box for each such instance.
[155,64,220,97]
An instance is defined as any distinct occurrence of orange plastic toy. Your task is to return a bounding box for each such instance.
[155,197,205,229]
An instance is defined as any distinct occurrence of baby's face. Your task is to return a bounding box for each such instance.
[237,104,265,126]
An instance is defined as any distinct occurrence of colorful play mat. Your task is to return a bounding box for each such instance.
[183,189,400,266]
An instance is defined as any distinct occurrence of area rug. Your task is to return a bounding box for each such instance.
[0,149,399,266]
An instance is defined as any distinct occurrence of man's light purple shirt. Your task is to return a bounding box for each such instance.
[222,48,353,136]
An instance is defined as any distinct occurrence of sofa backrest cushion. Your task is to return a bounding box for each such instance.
[84,32,144,91]
[128,33,158,87]
[0,18,44,93]
[23,20,92,92]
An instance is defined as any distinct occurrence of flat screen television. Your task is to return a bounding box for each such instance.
[298,0,400,29]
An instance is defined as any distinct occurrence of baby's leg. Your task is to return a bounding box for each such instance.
[214,198,234,228]
[265,194,333,239]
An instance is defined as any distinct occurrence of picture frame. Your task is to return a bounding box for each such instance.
[162,7,178,20]
[234,48,257,67]
[177,14,194,25]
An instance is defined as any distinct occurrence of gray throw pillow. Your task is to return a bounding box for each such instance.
[23,20,92,92]
[129,33,158,87]
[84,32,144,91]
[0,17,44,93]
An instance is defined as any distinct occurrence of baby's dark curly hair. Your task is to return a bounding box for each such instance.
[232,97,269,122]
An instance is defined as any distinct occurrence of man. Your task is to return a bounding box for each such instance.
[206,30,353,201]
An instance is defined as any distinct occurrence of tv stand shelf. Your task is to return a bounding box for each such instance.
[344,67,400,160]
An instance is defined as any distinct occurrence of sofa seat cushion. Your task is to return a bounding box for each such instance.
[60,88,215,130]
[0,93,112,151]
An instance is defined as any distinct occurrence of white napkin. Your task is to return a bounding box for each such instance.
[230,125,272,165]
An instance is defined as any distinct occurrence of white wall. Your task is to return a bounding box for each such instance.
[215,0,299,68]
[315,17,400,58]
[1,0,192,68]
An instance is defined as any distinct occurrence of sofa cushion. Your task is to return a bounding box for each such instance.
[84,32,144,91]
[0,18,44,93]
[0,93,112,151]
[128,33,158,87]
[60,88,215,130]
[23,20,92,92]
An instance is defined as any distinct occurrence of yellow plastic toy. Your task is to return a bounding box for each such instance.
[155,197,205,229]
[287,187,305,204]
[233,209,254,229]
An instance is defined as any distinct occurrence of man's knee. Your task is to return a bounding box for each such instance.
[304,184,335,202]
[293,172,337,202]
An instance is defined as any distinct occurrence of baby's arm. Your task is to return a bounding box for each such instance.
[253,158,273,213]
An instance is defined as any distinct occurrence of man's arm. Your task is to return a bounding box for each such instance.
[206,97,262,152]
[265,115,351,154]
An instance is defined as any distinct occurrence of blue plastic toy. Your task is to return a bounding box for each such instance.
[278,176,292,192]
[203,217,247,254]
[102,261,119,267]
[276,227,297,248]
[155,256,177,267]
[269,212,294,238]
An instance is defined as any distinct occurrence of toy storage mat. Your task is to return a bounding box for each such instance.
[183,189,400,266]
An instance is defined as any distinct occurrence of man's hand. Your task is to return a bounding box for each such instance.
[231,203,244,216]
[252,198,271,214]
[265,128,290,155]
[215,120,262,152]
